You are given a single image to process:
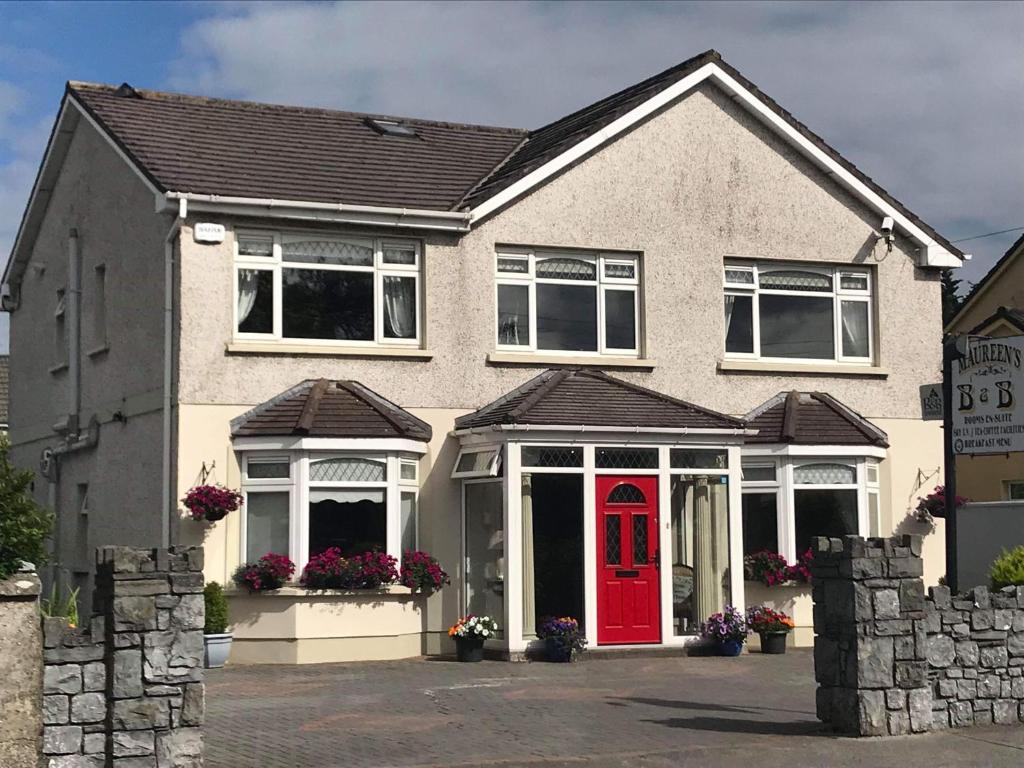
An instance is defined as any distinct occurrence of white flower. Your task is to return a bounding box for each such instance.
[481,628,489,637]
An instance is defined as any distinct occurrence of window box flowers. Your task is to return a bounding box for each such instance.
[744,548,813,587]
[746,605,795,654]
[183,484,243,522]
[233,553,295,592]
[701,605,748,656]
[300,549,398,590]
[400,550,450,594]
[448,615,498,662]
[537,616,587,662]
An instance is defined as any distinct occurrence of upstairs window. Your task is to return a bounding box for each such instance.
[724,262,873,364]
[235,231,421,347]
[496,248,641,356]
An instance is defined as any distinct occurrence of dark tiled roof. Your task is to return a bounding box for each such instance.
[950,233,1024,330]
[64,52,961,261]
[455,369,745,431]
[231,379,431,441]
[0,356,8,426]
[69,82,526,211]
[968,305,1024,336]
[744,391,888,447]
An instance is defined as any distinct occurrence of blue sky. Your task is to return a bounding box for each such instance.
[1,1,1022,355]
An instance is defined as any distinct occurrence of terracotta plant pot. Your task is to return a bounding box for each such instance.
[455,636,485,662]
[759,631,788,654]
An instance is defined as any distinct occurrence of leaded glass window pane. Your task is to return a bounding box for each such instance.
[632,515,648,565]
[606,483,646,504]
[759,270,832,292]
[604,262,636,280]
[309,457,386,483]
[521,446,583,468]
[793,462,855,485]
[536,256,596,281]
[670,449,728,469]
[840,273,869,291]
[383,244,416,265]
[595,447,658,469]
[725,267,754,285]
[497,256,529,274]
[605,515,621,565]
[282,239,373,266]
[238,235,274,258]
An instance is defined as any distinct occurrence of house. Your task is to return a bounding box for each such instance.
[0,355,8,433]
[946,234,1024,502]
[3,50,964,661]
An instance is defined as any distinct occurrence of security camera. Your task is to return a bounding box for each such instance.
[880,216,895,235]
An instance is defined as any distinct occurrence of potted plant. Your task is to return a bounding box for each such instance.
[233,552,295,592]
[183,484,244,523]
[700,605,748,656]
[203,581,232,668]
[300,548,398,590]
[537,616,587,662]
[400,550,450,594]
[448,615,497,662]
[914,485,968,523]
[746,605,794,654]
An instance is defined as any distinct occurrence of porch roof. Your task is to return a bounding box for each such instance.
[743,391,888,448]
[455,369,746,433]
[231,379,432,441]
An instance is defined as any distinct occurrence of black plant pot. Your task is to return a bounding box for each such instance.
[455,636,485,662]
[759,631,788,654]
[544,637,573,663]
[204,508,229,522]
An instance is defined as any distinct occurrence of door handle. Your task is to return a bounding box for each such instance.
[653,548,660,570]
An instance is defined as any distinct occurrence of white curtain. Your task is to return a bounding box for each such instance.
[237,270,259,325]
[384,276,416,337]
[841,301,869,355]
[521,474,536,637]
[723,295,736,335]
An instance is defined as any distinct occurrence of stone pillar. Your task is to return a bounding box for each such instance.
[96,546,205,767]
[811,535,931,736]
[0,566,43,767]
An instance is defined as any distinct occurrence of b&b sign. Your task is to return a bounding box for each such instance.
[951,335,1024,455]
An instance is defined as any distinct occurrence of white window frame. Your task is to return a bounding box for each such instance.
[723,261,874,365]
[1004,480,1024,501]
[451,446,503,479]
[740,460,783,556]
[239,449,422,576]
[233,229,422,348]
[740,455,874,562]
[495,248,641,357]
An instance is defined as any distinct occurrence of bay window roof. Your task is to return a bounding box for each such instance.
[231,379,431,441]
[455,369,746,432]
[744,391,888,447]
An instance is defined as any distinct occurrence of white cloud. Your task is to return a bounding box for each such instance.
[168,0,1023,285]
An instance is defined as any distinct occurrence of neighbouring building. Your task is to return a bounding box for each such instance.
[3,50,965,661]
[0,355,8,433]
[946,233,1024,502]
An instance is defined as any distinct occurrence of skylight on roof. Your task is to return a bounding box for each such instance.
[367,118,417,137]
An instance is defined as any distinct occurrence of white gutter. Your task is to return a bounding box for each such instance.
[161,199,186,549]
[452,424,758,437]
[160,192,471,232]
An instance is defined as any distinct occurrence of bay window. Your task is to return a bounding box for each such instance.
[235,231,421,346]
[240,450,422,575]
[496,248,641,356]
[724,262,873,363]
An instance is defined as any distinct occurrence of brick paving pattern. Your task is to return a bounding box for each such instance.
[206,650,1024,767]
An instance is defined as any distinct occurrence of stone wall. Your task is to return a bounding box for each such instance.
[41,546,205,767]
[811,534,1024,736]
[0,566,43,767]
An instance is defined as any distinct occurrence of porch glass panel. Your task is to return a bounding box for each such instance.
[465,481,505,638]
[670,476,730,635]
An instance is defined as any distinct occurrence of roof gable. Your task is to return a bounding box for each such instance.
[948,233,1024,331]
[455,369,746,432]
[231,379,431,441]
[968,306,1024,337]
[744,391,888,447]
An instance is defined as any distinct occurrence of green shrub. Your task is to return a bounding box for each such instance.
[203,581,229,635]
[989,546,1024,591]
[0,435,53,580]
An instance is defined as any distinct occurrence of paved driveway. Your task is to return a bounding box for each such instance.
[206,650,1024,767]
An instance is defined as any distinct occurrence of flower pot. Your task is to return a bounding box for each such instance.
[716,638,744,657]
[455,636,485,662]
[544,637,573,663]
[759,631,788,655]
[204,633,233,668]
[204,508,229,522]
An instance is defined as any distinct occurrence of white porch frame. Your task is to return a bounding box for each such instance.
[453,429,746,654]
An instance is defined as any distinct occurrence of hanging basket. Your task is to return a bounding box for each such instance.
[183,484,244,523]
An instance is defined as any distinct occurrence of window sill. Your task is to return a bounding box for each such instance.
[717,360,889,377]
[225,584,416,598]
[48,363,68,376]
[226,342,433,360]
[488,352,656,369]
[86,344,110,359]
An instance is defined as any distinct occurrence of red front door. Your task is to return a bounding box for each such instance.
[596,476,660,645]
